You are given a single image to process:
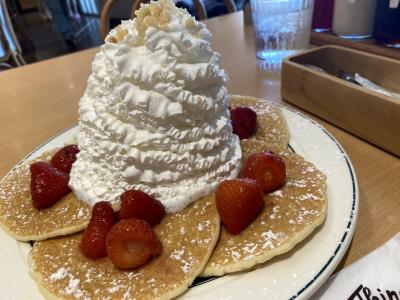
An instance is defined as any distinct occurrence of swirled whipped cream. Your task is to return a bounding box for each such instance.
[69,0,242,213]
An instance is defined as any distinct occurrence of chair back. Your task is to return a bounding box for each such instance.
[99,0,237,40]
[99,0,142,40]
[0,0,25,66]
[195,0,237,20]
[0,32,10,63]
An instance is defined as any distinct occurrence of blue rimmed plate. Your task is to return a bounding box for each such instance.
[0,103,358,299]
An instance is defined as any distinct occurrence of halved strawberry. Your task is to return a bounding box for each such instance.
[241,151,286,193]
[106,218,161,269]
[50,145,79,174]
[215,178,264,235]
[30,162,71,208]
[230,106,257,140]
[119,190,165,226]
[80,201,115,260]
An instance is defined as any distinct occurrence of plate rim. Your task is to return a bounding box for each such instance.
[279,105,359,299]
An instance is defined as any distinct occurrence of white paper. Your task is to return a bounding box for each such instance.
[311,233,400,300]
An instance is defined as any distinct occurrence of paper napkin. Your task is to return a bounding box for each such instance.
[311,233,400,300]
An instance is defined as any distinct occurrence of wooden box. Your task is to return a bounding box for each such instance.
[281,45,400,157]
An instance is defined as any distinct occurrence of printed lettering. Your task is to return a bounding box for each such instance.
[386,290,400,300]
[348,285,365,300]
[348,285,400,300]
[363,286,372,300]
[377,289,387,300]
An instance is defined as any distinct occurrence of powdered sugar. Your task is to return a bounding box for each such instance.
[204,147,327,273]
[261,230,282,250]
[170,249,185,261]
[30,195,219,299]
[0,151,90,239]
[49,267,68,281]
[65,277,80,295]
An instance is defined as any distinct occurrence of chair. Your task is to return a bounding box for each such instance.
[36,0,52,21]
[99,0,237,40]
[99,0,141,40]
[195,0,237,20]
[0,0,25,66]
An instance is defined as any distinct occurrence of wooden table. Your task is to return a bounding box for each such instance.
[0,11,399,272]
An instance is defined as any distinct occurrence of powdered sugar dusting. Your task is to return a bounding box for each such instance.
[0,151,90,239]
[261,230,284,249]
[170,249,184,261]
[49,267,68,281]
[204,142,327,275]
[30,195,219,299]
[65,277,80,295]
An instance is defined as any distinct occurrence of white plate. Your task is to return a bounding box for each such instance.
[0,104,358,300]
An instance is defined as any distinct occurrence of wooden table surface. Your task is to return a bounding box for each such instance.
[0,11,399,273]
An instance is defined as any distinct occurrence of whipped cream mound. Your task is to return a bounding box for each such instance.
[69,0,242,213]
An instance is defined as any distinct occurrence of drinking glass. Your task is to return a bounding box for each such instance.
[251,0,314,72]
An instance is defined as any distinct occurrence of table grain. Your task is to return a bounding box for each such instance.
[0,11,399,271]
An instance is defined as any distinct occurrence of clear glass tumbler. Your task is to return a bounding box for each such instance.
[251,0,314,72]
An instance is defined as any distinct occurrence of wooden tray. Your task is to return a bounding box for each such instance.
[281,45,400,157]
[310,32,400,61]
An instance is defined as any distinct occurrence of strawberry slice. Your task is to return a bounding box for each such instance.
[230,106,257,140]
[50,145,79,174]
[241,151,286,193]
[215,178,264,235]
[80,202,115,260]
[106,218,161,269]
[30,162,71,208]
[119,190,165,226]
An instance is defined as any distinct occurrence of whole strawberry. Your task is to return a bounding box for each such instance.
[119,190,165,226]
[106,218,161,269]
[80,201,116,260]
[30,162,71,208]
[241,151,286,193]
[215,178,264,235]
[50,144,79,174]
[230,106,257,140]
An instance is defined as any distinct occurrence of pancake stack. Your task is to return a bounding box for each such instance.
[0,96,327,299]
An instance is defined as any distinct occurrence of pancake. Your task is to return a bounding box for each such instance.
[1,96,324,298]
[0,151,90,241]
[29,195,220,300]
[202,140,327,277]
[230,94,289,149]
